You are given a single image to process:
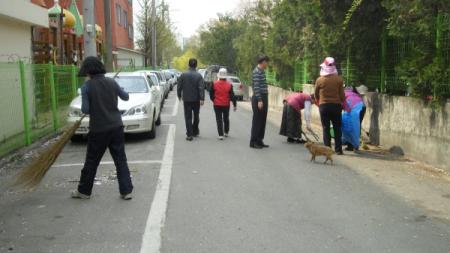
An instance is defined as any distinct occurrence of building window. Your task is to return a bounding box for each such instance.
[128,0,132,6]
[123,11,128,28]
[128,25,134,39]
[116,4,122,26]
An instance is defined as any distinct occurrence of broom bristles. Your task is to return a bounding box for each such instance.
[14,117,85,188]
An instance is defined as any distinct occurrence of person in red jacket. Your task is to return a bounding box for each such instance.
[209,68,237,140]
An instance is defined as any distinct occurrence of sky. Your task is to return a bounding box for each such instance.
[133,0,242,38]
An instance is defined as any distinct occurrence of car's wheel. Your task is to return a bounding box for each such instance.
[156,112,161,126]
[146,114,156,139]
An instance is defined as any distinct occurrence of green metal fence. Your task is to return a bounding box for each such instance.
[0,62,82,157]
[269,12,450,99]
[0,63,159,157]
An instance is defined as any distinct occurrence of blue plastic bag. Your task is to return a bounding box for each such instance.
[342,102,364,149]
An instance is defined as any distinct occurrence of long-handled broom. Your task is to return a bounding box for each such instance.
[15,69,122,189]
[301,128,320,142]
[14,115,86,188]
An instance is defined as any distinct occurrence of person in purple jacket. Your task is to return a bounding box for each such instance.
[342,87,366,151]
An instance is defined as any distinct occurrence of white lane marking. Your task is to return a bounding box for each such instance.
[140,124,176,253]
[52,160,162,168]
[172,98,179,117]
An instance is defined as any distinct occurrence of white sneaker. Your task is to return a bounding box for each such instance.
[224,133,229,138]
[121,193,133,200]
[71,190,90,199]
[218,136,224,140]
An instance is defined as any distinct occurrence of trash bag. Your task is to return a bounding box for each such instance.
[342,102,364,149]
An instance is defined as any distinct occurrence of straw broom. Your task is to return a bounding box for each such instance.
[15,115,86,188]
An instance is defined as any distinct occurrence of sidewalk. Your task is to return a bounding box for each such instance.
[240,101,450,223]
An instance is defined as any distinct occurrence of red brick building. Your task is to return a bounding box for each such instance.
[31,0,139,66]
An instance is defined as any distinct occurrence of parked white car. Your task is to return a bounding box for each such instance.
[226,76,245,101]
[135,70,165,109]
[68,72,161,139]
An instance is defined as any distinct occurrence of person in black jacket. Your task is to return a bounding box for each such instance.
[177,58,205,141]
[71,56,133,200]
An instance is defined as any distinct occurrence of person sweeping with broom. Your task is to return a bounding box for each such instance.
[71,56,134,200]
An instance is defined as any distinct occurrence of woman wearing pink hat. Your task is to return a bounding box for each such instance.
[314,57,345,155]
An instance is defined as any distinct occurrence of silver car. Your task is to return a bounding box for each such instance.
[226,76,244,101]
[198,68,207,79]
[150,70,170,99]
[162,70,176,91]
[68,72,161,139]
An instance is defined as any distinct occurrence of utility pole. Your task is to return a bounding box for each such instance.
[104,0,114,71]
[103,0,114,72]
[151,0,157,68]
[142,0,149,67]
[83,0,97,57]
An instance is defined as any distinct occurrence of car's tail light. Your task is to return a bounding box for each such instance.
[239,84,243,90]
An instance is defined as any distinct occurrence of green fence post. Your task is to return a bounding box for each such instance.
[71,64,78,98]
[345,47,351,85]
[436,11,443,55]
[435,11,443,98]
[19,61,31,146]
[380,28,387,93]
[48,63,59,131]
[303,58,309,85]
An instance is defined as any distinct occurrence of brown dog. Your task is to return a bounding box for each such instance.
[304,142,334,165]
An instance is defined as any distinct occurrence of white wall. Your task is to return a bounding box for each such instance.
[0,18,33,62]
[0,1,48,28]
[0,62,24,141]
[117,48,145,68]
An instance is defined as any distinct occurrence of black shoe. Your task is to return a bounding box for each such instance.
[336,151,344,155]
[287,138,296,143]
[259,142,269,148]
[296,139,307,144]
[186,136,193,141]
[345,146,354,151]
[250,143,263,149]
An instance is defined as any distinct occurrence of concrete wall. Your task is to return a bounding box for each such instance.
[360,93,450,170]
[0,1,47,62]
[0,2,47,142]
[253,84,450,170]
[0,19,33,62]
[0,1,48,28]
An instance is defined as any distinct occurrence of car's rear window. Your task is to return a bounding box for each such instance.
[155,72,165,81]
[228,78,240,83]
[115,77,148,93]
[164,72,172,79]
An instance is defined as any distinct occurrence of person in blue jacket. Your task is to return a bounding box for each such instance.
[71,56,134,200]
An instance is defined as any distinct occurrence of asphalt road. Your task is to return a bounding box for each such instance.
[1,91,450,253]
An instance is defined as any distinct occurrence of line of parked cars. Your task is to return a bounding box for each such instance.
[68,69,180,141]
